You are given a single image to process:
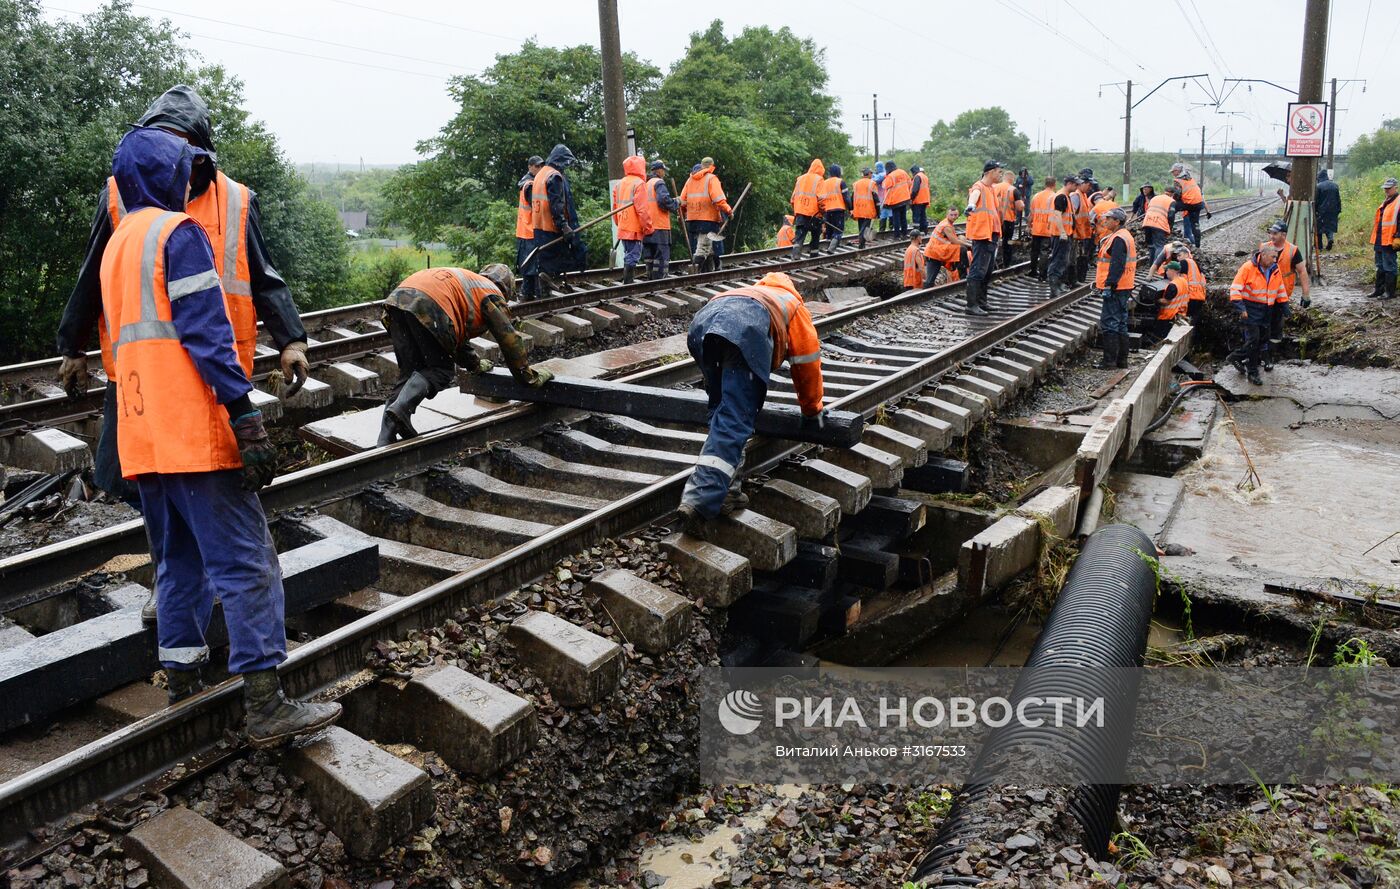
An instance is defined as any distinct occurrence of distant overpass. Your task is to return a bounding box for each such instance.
[1180,151,1349,165]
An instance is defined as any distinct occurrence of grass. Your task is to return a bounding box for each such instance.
[1110,830,1154,870]
[1134,548,1194,640]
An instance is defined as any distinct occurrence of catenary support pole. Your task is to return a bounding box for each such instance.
[597,0,627,182]
[1289,0,1330,270]
[1122,80,1132,201]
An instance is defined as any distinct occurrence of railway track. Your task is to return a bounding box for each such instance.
[0,197,1271,876]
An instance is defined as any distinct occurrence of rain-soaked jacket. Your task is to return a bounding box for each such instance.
[57,85,305,362]
[612,155,653,241]
[792,159,826,217]
[537,143,580,234]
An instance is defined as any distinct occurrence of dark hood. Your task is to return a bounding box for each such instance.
[828,163,842,179]
[137,85,216,153]
[111,126,212,213]
[1316,169,1330,182]
[545,144,576,169]
[519,172,535,189]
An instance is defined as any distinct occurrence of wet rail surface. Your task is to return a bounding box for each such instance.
[0,198,1273,860]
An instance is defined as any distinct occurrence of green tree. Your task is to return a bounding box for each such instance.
[922,107,1032,171]
[1348,119,1400,174]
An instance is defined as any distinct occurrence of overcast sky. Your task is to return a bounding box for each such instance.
[46,0,1398,170]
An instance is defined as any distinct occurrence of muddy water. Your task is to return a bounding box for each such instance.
[889,602,1043,667]
[1168,385,1400,585]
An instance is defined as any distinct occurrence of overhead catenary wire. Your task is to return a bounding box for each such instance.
[323,0,521,43]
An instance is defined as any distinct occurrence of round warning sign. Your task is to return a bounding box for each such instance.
[1285,102,1326,157]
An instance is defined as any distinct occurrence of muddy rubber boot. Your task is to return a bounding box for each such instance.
[142,591,158,626]
[1115,333,1130,369]
[1384,272,1398,301]
[676,504,710,541]
[1247,367,1263,386]
[537,275,553,299]
[789,243,803,261]
[385,372,433,440]
[376,410,400,446]
[1370,271,1385,298]
[166,668,206,705]
[1097,335,1116,369]
[1228,349,1246,376]
[622,266,635,285]
[243,669,342,748]
[720,486,749,516]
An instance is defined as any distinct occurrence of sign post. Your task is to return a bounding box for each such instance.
[1284,102,1327,158]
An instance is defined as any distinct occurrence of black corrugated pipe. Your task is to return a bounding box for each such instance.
[910,524,1158,885]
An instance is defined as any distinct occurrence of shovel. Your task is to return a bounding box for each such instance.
[520,202,634,270]
[693,182,752,272]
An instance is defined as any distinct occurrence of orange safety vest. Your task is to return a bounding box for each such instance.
[611,174,649,241]
[1274,240,1300,302]
[851,178,879,219]
[1158,278,1191,321]
[966,180,1000,241]
[1182,255,1207,301]
[993,181,1016,223]
[683,171,728,223]
[636,178,671,233]
[106,171,255,376]
[100,207,243,477]
[883,168,912,205]
[792,171,822,216]
[1229,260,1285,306]
[1372,197,1399,246]
[911,171,930,206]
[1072,192,1093,239]
[923,220,961,264]
[1094,228,1138,291]
[394,267,504,346]
[712,279,824,415]
[1091,200,1119,239]
[777,216,795,247]
[1028,188,1057,237]
[531,164,560,234]
[1143,194,1174,232]
[1175,176,1203,206]
[516,181,534,240]
[903,242,926,286]
[817,176,845,213]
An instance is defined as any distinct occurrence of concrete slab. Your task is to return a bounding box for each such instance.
[887,409,953,454]
[747,478,841,539]
[900,456,971,494]
[282,375,333,410]
[824,286,875,307]
[582,415,707,455]
[704,510,798,572]
[492,445,661,499]
[325,487,551,559]
[774,458,872,515]
[124,806,289,889]
[248,388,283,423]
[911,396,971,437]
[862,424,928,468]
[0,427,92,473]
[99,581,150,612]
[0,616,36,650]
[423,466,605,525]
[585,569,693,654]
[660,533,751,607]
[538,428,696,476]
[606,301,651,325]
[293,514,477,597]
[360,352,400,387]
[287,726,434,858]
[930,384,991,423]
[1126,394,1219,476]
[518,317,564,347]
[322,361,379,396]
[468,336,503,363]
[983,355,1039,386]
[1106,471,1184,542]
[962,366,1020,400]
[395,663,536,776]
[1075,397,1131,499]
[958,514,1039,598]
[997,418,1087,472]
[301,404,459,455]
[93,681,168,721]
[574,305,619,331]
[509,610,624,706]
[534,333,688,381]
[547,313,594,339]
[1014,485,1081,539]
[844,494,926,538]
[819,443,904,489]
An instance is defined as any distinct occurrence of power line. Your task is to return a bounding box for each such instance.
[131,3,474,72]
[1185,0,1233,78]
[1058,0,1145,70]
[323,0,521,43]
[1354,0,1374,78]
[995,0,1134,78]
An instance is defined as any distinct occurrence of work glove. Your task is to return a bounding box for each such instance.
[1301,295,1311,309]
[559,223,574,237]
[230,410,278,492]
[720,212,731,225]
[57,354,89,398]
[527,367,554,388]
[474,358,495,375]
[1059,234,1070,241]
[279,342,309,397]
[1205,211,1213,220]
[801,408,828,430]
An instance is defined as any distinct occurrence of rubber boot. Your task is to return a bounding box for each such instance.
[537,275,553,299]
[790,243,803,261]
[376,410,400,446]
[1116,333,1130,369]
[965,280,987,315]
[1097,334,1116,369]
[384,372,433,440]
[1248,367,1263,386]
[1384,272,1399,301]
[622,266,635,285]
[676,504,710,541]
[166,668,206,705]
[827,236,839,253]
[142,591,158,626]
[243,669,341,748]
[720,485,749,516]
[1370,271,1385,298]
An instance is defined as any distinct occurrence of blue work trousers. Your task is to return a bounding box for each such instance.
[516,237,538,299]
[1099,289,1131,336]
[1376,246,1398,276]
[680,339,767,518]
[138,470,287,675]
[1181,205,1203,247]
[621,238,643,269]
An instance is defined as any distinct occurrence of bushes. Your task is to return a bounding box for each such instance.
[1333,163,1400,267]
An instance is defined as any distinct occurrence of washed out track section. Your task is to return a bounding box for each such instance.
[0,235,910,474]
[0,200,1272,880]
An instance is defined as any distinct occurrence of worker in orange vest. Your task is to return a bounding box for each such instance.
[1045,176,1077,299]
[903,231,927,288]
[1071,177,1097,283]
[682,157,733,266]
[1227,242,1285,384]
[1370,176,1399,300]
[99,126,341,743]
[964,160,1004,315]
[1090,188,1119,240]
[56,86,309,507]
[882,160,913,236]
[611,155,655,285]
[532,143,586,296]
[1094,208,1136,369]
[909,165,931,233]
[790,158,827,258]
[677,272,825,537]
[777,215,796,247]
[1141,189,1176,257]
[516,155,544,298]
[1263,221,1312,370]
[1150,241,1207,324]
[1170,162,1211,247]
[635,160,678,280]
[923,207,970,286]
[378,264,552,445]
[993,175,1024,267]
[1027,175,1058,280]
[818,163,851,252]
[851,168,880,247]
[1147,261,1191,342]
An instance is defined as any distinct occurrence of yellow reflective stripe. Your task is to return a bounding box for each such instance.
[167,268,221,300]
[789,350,820,365]
[449,268,493,330]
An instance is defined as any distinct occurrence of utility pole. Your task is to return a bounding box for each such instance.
[597,0,627,181]
[861,94,891,165]
[1328,77,1337,170]
[1291,0,1329,206]
[1122,80,1132,201]
[1199,126,1206,191]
